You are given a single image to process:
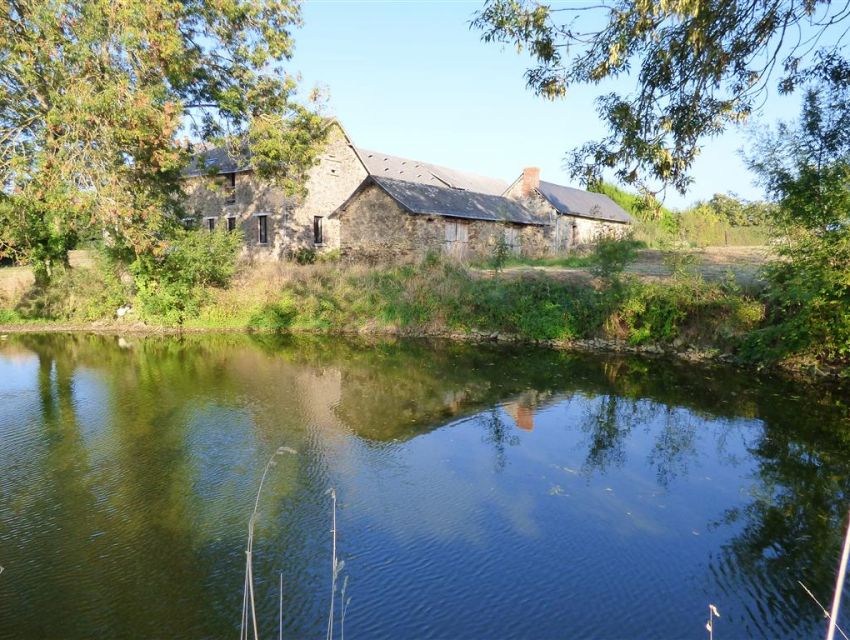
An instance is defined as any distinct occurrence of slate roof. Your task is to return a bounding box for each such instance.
[355,148,508,196]
[537,181,632,224]
[184,144,250,177]
[338,176,548,226]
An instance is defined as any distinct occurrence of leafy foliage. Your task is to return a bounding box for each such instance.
[589,236,639,283]
[472,0,850,195]
[741,84,850,371]
[131,228,242,324]
[489,229,512,273]
[0,0,325,277]
[743,228,850,368]
[14,253,129,321]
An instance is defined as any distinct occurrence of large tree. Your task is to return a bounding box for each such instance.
[0,0,324,281]
[472,0,850,197]
[741,82,850,366]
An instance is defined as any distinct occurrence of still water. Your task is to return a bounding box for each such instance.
[0,333,849,639]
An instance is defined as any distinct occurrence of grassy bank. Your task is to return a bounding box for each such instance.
[0,252,761,350]
[1,249,845,378]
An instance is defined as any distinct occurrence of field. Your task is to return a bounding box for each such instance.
[490,246,771,289]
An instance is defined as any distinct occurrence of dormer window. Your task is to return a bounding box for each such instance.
[214,172,236,204]
[223,172,236,204]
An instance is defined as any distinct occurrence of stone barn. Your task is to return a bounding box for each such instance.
[182,120,367,261]
[505,168,633,251]
[331,175,550,261]
[182,120,629,262]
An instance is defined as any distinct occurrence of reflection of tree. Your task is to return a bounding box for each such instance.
[709,414,850,638]
[580,395,631,473]
[647,409,698,487]
[5,332,850,638]
[479,408,519,472]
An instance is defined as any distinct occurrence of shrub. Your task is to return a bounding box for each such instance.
[590,236,639,282]
[316,248,341,263]
[247,300,297,332]
[741,228,850,369]
[14,252,128,321]
[489,230,511,273]
[292,247,316,265]
[132,227,242,325]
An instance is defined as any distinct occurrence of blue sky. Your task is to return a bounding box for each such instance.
[290,1,802,209]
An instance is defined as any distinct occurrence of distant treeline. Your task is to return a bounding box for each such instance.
[591,183,773,247]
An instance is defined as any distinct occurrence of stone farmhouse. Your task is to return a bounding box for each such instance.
[183,120,632,261]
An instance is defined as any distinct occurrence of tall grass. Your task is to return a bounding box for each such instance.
[226,255,762,350]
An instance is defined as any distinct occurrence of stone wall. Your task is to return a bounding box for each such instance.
[182,122,367,260]
[503,179,630,251]
[336,184,550,261]
[572,216,630,245]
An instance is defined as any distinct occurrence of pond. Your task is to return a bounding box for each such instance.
[0,333,849,639]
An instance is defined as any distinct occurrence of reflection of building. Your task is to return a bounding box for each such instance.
[506,403,536,431]
[504,390,550,431]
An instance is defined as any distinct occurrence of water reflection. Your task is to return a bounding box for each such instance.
[0,333,848,639]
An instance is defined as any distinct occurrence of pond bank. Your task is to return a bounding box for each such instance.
[0,320,844,383]
[1,256,845,381]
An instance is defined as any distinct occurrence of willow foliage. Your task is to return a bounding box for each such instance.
[472,0,850,196]
[0,0,325,280]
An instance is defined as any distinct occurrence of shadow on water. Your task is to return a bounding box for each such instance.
[0,332,848,638]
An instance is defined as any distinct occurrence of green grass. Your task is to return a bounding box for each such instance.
[506,254,595,268]
[223,257,763,350]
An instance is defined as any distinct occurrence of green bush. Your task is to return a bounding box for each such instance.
[590,237,639,282]
[247,300,297,332]
[14,253,128,321]
[132,227,242,325]
[316,248,341,263]
[489,230,511,273]
[292,247,317,265]
[741,229,850,369]
[0,308,22,323]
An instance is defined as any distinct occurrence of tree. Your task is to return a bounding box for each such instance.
[741,83,850,367]
[747,80,850,232]
[472,0,850,196]
[0,0,325,281]
[687,193,773,226]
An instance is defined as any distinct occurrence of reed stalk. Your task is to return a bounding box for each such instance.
[326,488,337,640]
[240,446,296,640]
[798,581,849,640]
[827,509,850,640]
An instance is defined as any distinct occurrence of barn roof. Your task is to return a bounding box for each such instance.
[355,148,508,196]
[536,181,632,224]
[336,176,549,226]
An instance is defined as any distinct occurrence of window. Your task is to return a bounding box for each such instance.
[257,215,268,244]
[313,216,324,245]
[214,172,236,204]
[227,216,236,232]
[206,217,216,232]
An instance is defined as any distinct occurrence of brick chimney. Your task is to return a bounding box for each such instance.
[521,167,540,197]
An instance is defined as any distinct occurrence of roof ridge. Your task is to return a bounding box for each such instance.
[355,146,507,195]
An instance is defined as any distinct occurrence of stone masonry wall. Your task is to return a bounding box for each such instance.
[183,122,367,260]
[336,184,550,261]
[503,178,630,251]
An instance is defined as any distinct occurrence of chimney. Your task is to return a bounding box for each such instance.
[521,167,540,197]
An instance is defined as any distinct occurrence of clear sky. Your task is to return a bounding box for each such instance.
[290,0,802,209]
